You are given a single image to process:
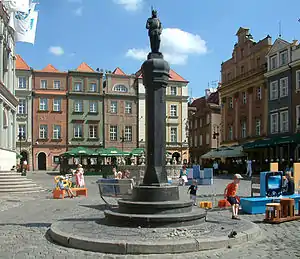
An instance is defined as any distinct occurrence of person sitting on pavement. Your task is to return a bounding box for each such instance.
[282,171,295,196]
[224,174,243,220]
[57,177,74,198]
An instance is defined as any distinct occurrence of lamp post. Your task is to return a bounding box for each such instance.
[18,132,24,156]
[120,129,125,164]
[212,124,220,149]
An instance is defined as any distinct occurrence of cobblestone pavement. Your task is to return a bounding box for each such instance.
[0,172,299,259]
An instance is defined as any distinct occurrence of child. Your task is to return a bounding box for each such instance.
[188,179,198,206]
[224,174,243,220]
[57,177,75,198]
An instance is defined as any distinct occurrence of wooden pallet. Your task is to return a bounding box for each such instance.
[264,215,300,224]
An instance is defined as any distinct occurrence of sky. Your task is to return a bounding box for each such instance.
[16,0,300,98]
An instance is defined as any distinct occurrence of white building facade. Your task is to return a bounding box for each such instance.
[0,7,18,171]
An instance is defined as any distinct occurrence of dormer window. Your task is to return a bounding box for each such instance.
[270,55,277,70]
[280,51,288,66]
[113,84,128,93]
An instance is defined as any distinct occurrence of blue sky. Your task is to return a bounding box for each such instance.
[16,0,300,97]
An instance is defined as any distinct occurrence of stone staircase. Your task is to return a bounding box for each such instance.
[0,171,44,193]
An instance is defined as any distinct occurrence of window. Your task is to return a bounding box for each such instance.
[280,110,289,133]
[255,119,261,136]
[53,80,61,89]
[89,83,97,92]
[170,86,177,96]
[194,135,197,147]
[241,121,247,138]
[270,55,277,70]
[18,124,26,138]
[228,125,233,140]
[199,135,203,145]
[53,99,61,112]
[241,65,244,74]
[39,98,48,111]
[124,126,132,141]
[256,87,262,100]
[241,48,244,58]
[53,125,61,139]
[89,101,97,113]
[296,105,300,130]
[74,82,82,92]
[242,92,247,104]
[113,84,128,92]
[18,99,26,114]
[110,101,117,113]
[53,156,60,164]
[39,125,48,139]
[74,100,83,112]
[229,97,233,108]
[206,114,210,124]
[41,80,47,89]
[256,57,260,67]
[199,119,203,127]
[206,133,210,144]
[89,125,98,139]
[125,102,132,114]
[280,51,288,66]
[279,77,288,97]
[110,125,117,141]
[170,127,177,142]
[73,124,83,138]
[270,113,279,134]
[18,77,26,89]
[296,70,300,90]
[170,105,177,117]
[270,81,278,100]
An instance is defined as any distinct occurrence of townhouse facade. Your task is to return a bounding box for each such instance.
[136,69,189,164]
[188,92,221,163]
[0,6,18,171]
[32,65,68,171]
[67,63,104,151]
[104,68,138,153]
[15,55,33,167]
[219,27,272,148]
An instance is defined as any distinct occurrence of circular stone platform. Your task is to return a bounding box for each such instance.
[49,211,261,255]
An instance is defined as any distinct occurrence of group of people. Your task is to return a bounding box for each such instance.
[112,167,131,179]
[57,164,86,198]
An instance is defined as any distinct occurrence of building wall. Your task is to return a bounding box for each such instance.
[219,28,272,145]
[15,69,33,168]
[104,74,138,151]
[32,72,68,171]
[137,79,146,146]
[67,72,104,149]
[0,9,18,170]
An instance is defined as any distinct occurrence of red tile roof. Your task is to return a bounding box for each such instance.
[135,69,188,82]
[76,62,94,72]
[207,92,219,104]
[40,64,59,73]
[16,55,30,70]
[112,67,126,76]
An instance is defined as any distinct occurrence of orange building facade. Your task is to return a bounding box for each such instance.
[32,65,68,171]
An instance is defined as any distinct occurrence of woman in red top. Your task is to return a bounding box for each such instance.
[224,174,243,220]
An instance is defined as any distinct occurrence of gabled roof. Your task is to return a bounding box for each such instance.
[112,67,126,76]
[207,91,219,105]
[236,27,249,36]
[76,62,94,72]
[135,69,188,83]
[16,54,30,70]
[40,64,59,73]
[266,38,292,56]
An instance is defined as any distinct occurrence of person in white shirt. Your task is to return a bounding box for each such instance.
[246,160,252,178]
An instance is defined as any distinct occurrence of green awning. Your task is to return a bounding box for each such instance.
[201,146,245,159]
[98,147,130,156]
[243,138,274,149]
[131,148,145,156]
[274,134,300,145]
[62,147,96,157]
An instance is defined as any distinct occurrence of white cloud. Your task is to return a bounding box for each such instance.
[74,7,83,16]
[126,28,207,65]
[113,0,143,11]
[49,46,64,56]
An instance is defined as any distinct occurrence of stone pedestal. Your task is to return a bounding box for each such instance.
[104,52,206,227]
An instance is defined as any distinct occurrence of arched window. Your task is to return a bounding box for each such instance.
[113,84,128,93]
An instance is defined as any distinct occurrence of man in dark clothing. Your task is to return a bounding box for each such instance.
[283,171,295,195]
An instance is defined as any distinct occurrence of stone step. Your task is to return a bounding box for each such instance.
[0,183,39,189]
[0,177,34,182]
[0,181,36,186]
[0,176,30,180]
[0,172,22,177]
[0,186,44,193]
